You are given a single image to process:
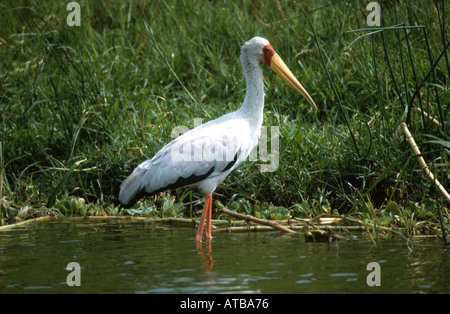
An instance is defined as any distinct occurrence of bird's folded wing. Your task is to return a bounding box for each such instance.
[136,120,252,194]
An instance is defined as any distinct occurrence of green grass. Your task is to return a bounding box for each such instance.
[1,1,448,238]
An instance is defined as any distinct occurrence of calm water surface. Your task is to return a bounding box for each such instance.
[0,220,448,293]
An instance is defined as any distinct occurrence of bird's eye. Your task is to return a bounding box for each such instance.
[265,48,270,52]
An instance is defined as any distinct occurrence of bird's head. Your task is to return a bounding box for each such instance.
[241,36,317,112]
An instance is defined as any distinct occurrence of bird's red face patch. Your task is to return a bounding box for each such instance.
[263,44,276,67]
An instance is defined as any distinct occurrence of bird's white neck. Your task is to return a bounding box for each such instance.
[238,61,265,128]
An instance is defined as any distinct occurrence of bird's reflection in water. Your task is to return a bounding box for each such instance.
[196,241,214,272]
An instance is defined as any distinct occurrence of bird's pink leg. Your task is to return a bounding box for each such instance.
[205,194,213,241]
[195,194,212,242]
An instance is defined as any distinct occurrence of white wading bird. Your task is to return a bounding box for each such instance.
[119,36,317,242]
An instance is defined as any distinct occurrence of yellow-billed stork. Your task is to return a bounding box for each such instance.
[119,36,317,242]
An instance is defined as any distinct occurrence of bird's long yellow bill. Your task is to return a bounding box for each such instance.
[270,54,317,112]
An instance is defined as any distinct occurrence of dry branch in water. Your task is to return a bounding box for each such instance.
[400,122,450,201]
[304,229,349,242]
[220,208,296,234]
[0,216,50,231]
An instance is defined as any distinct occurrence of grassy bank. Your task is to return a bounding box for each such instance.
[1,1,448,239]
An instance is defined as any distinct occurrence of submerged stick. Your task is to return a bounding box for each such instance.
[400,123,450,201]
[0,216,50,231]
[213,225,275,233]
[220,208,296,234]
[305,229,349,242]
[70,216,230,227]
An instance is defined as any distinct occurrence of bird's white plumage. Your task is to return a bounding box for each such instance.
[140,115,252,190]
[119,37,270,207]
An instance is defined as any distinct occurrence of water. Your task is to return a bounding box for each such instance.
[0,220,448,293]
